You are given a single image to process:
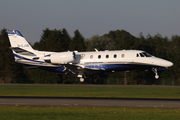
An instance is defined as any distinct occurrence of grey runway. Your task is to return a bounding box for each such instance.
[0,97,180,108]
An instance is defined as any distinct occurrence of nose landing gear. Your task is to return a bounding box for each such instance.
[152,68,159,79]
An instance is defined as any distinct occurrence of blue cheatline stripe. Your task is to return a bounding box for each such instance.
[14,53,44,63]
[84,62,103,64]
[84,64,166,71]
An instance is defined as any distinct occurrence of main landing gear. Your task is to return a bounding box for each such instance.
[80,78,84,82]
[152,68,159,79]
[77,73,85,82]
[77,73,100,83]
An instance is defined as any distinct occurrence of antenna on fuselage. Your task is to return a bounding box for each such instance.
[94,48,98,52]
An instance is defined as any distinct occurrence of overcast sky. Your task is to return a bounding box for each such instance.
[1,0,180,44]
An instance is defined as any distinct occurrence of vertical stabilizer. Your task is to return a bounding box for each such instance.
[7,30,34,51]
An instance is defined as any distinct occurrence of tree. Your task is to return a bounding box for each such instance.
[71,30,86,52]
[85,35,115,51]
[103,29,138,50]
[34,28,71,52]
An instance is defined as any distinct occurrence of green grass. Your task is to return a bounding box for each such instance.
[0,85,179,119]
[0,85,180,98]
[0,106,179,120]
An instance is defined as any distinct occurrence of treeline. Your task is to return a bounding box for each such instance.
[0,28,179,85]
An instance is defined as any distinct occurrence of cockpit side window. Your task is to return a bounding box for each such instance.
[137,53,139,57]
[140,53,144,57]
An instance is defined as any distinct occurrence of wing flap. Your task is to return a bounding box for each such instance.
[63,64,104,75]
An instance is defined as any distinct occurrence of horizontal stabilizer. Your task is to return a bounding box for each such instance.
[10,47,36,56]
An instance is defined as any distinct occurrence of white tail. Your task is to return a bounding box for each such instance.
[7,30,37,61]
[7,30,34,51]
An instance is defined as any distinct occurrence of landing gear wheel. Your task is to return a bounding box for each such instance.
[80,78,84,82]
[152,68,159,79]
[155,74,159,79]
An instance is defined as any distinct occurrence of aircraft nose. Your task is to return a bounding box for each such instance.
[155,58,173,68]
[164,60,173,67]
[167,61,173,67]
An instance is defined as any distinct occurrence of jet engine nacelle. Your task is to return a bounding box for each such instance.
[49,52,76,64]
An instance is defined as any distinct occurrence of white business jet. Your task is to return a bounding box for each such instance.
[7,30,173,82]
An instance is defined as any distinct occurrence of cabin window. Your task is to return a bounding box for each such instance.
[114,54,117,58]
[106,55,109,58]
[121,54,125,58]
[98,55,101,59]
[90,55,93,59]
[140,53,144,57]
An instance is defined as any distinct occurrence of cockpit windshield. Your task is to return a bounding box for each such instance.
[142,52,152,57]
[137,52,152,57]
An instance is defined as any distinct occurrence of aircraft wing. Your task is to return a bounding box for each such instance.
[63,64,104,75]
